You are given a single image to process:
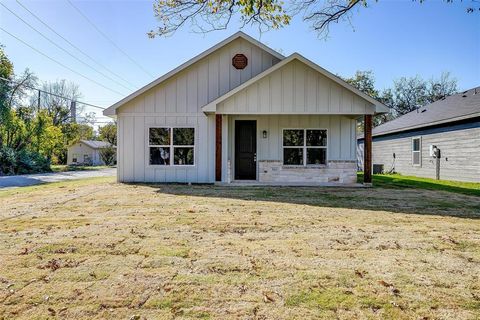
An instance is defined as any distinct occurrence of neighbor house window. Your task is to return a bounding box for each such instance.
[412,137,421,166]
[283,129,327,166]
[149,127,195,166]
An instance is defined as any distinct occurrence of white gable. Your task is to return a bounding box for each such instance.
[104,32,283,116]
[203,54,388,115]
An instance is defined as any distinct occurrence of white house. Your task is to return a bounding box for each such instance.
[104,32,387,185]
[67,140,112,166]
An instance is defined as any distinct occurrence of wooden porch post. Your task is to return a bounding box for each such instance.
[215,114,222,182]
[364,114,372,184]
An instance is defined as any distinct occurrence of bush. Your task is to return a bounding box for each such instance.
[0,147,51,175]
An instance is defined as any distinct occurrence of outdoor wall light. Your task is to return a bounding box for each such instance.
[263,130,268,138]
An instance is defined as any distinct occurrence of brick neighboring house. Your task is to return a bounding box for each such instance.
[357,87,480,182]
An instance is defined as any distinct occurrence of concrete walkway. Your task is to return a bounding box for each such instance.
[0,168,116,189]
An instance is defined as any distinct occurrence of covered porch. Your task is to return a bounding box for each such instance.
[213,114,373,186]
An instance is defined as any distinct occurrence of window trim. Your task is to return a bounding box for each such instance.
[147,126,196,167]
[282,128,328,166]
[411,136,422,167]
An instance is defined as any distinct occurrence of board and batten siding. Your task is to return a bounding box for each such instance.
[224,115,357,181]
[217,60,374,115]
[357,126,480,182]
[115,37,281,182]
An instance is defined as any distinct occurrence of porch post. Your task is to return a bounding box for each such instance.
[215,114,222,182]
[364,114,372,184]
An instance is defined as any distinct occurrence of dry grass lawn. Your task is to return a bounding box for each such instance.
[0,177,479,319]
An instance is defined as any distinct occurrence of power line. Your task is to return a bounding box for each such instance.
[15,0,139,90]
[0,76,106,110]
[0,2,133,93]
[0,27,124,97]
[66,0,154,78]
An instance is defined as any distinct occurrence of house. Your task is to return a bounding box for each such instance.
[103,32,388,185]
[67,140,113,166]
[357,87,480,182]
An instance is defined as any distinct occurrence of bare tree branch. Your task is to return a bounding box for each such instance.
[148,0,479,38]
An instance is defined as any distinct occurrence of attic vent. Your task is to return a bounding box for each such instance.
[232,54,248,69]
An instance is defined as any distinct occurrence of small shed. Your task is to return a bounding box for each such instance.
[67,140,113,166]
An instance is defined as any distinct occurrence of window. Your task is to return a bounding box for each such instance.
[283,129,327,166]
[149,127,195,166]
[412,137,421,166]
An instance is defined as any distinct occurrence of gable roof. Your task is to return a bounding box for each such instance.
[202,53,389,114]
[79,140,112,149]
[103,32,284,116]
[370,86,480,137]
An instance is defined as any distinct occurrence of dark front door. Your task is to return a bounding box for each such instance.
[235,120,257,180]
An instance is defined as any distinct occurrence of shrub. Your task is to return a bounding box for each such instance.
[0,147,51,175]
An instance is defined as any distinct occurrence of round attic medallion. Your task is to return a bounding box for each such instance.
[232,54,248,69]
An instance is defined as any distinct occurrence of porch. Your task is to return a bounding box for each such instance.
[214,114,373,185]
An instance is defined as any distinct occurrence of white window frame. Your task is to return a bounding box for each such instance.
[282,128,328,166]
[147,127,195,167]
[412,136,422,167]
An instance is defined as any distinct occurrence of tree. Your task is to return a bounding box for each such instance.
[344,70,392,129]
[390,72,457,116]
[100,146,116,166]
[0,46,14,147]
[148,0,479,38]
[345,70,379,100]
[37,80,82,126]
[98,122,117,145]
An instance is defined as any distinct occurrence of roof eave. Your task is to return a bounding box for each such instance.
[202,53,387,114]
[371,111,480,137]
[103,31,285,117]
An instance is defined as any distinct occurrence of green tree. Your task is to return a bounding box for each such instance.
[98,122,117,145]
[391,72,457,116]
[0,46,14,147]
[100,146,116,166]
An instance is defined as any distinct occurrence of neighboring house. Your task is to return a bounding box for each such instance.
[67,140,113,166]
[103,32,387,185]
[357,87,480,182]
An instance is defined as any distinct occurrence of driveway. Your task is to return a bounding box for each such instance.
[0,168,116,189]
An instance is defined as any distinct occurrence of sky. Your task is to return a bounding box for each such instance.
[1,0,479,127]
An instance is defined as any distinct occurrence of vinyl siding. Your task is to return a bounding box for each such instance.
[67,143,104,166]
[357,126,480,182]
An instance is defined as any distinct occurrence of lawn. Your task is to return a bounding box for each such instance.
[0,177,479,319]
[51,165,113,173]
[358,173,480,197]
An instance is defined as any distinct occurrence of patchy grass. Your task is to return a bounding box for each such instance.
[51,165,113,172]
[0,178,479,319]
[358,172,480,197]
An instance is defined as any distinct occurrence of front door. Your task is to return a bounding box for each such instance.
[235,120,257,180]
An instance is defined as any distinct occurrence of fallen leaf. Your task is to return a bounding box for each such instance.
[378,280,393,287]
[263,292,275,303]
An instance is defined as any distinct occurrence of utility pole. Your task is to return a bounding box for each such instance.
[70,101,76,123]
[37,89,41,112]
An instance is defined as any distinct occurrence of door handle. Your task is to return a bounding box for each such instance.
[254,153,257,162]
